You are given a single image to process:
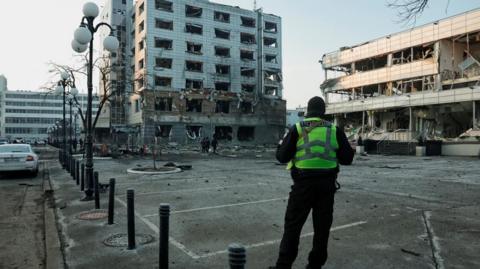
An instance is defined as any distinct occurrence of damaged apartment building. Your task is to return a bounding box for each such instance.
[321,9,480,155]
[98,0,285,145]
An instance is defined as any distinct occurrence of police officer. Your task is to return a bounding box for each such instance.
[270,96,354,269]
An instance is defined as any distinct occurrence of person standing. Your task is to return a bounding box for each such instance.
[205,137,211,153]
[270,96,354,269]
[200,137,206,153]
[211,136,218,153]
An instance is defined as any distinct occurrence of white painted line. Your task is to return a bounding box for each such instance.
[422,211,445,269]
[197,221,368,258]
[115,176,230,186]
[131,182,268,197]
[142,197,288,218]
[347,188,443,203]
[115,197,200,259]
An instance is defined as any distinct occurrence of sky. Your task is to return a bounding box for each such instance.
[0,0,479,109]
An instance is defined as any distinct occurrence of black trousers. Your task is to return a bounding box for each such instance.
[275,178,336,269]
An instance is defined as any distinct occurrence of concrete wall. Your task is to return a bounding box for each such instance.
[442,142,480,156]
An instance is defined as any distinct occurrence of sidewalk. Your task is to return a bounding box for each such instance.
[0,146,69,269]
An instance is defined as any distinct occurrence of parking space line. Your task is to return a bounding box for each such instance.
[115,197,200,259]
[142,197,288,218]
[198,221,368,258]
[422,211,445,269]
[124,183,268,197]
[115,176,230,186]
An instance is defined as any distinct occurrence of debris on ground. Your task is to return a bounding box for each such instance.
[378,165,401,169]
[400,248,421,256]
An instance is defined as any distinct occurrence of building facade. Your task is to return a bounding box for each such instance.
[0,75,99,142]
[100,0,285,145]
[321,9,480,143]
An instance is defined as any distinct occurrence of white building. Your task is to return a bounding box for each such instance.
[321,9,480,147]
[286,107,306,127]
[0,75,99,142]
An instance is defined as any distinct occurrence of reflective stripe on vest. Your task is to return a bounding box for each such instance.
[287,118,339,170]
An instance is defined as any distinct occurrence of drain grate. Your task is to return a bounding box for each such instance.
[103,233,155,247]
[77,210,108,220]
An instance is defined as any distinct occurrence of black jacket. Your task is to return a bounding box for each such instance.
[276,121,354,181]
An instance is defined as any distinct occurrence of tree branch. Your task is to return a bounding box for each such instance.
[387,0,429,25]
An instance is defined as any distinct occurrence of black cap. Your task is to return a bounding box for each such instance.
[306,96,325,117]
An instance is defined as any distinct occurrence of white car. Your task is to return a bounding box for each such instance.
[0,144,39,176]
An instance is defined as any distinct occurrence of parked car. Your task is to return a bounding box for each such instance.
[0,144,39,176]
[35,140,46,145]
[0,137,8,145]
[12,137,25,144]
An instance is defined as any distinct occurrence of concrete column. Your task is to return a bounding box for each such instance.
[474,101,477,128]
[409,107,413,140]
[387,53,393,67]
[367,111,375,130]
[362,110,365,136]
[409,107,413,131]
[434,42,442,91]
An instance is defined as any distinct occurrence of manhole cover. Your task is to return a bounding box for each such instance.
[127,166,182,175]
[103,233,155,247]
[77,210,108,220]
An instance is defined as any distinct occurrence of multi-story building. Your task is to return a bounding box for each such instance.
[321,9,480,148]
[100,0,285,145]
[0,75,99,142]
[96,0,134,132]
[286,107,306,128]
[0,75,6,136]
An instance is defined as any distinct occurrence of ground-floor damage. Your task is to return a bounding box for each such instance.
[94,89,286,150]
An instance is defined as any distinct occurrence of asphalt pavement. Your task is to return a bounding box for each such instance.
[2,146,480,269]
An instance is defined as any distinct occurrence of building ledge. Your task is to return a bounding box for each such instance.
[326,86,480,114]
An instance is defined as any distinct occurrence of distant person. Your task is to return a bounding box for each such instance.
[79,138,84,150]
[270,96,354,269]
[211,136,218,153]
[201,137,206,153]
[72,138,78,152]
[205,137,210,153]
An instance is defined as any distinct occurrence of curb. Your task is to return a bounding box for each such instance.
[42,162,65,269]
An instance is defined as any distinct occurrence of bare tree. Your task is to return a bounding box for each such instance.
[387,0,430,24]
[45,55,128,135]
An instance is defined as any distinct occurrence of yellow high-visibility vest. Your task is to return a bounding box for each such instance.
[287,117,339,170]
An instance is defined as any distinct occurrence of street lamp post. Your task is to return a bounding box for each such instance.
[72,2,119,200]
[74,111,78,146]
[54,72,70,167]
[67,91,78,154]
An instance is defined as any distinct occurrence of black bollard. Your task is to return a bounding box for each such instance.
[159,204,170,269]
[94,171,100,209]
[228,243,246,269]
[65,154,69,172]
[75,160,80,185]
[108,178,116,225]
[127,189,136,250]
[71,159,74,178]
[80,163,85,191]
[71,158,75,178]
